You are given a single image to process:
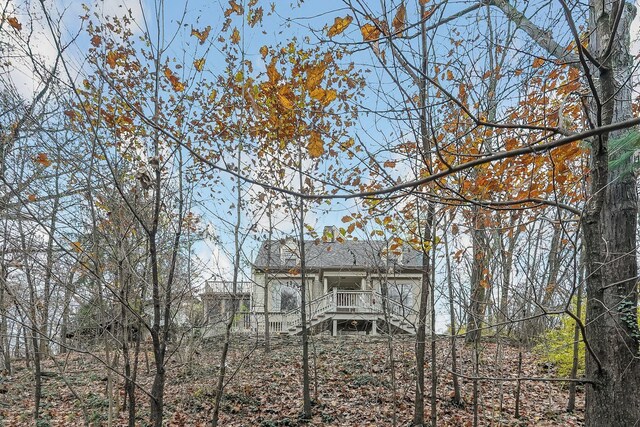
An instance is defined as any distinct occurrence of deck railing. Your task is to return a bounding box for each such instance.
[251,290,417,333]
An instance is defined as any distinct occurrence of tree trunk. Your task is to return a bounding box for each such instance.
[466,208,490,343]
[581,2,640,425]
[443,230,461,405]
[567,276,583,412]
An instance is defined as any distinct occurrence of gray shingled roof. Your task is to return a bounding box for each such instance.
[253,239,423,271]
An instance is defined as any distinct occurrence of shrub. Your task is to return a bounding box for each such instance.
[534,312,584,378]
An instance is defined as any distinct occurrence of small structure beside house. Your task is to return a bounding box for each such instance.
[251,227,424,336]
[201,280,252,337]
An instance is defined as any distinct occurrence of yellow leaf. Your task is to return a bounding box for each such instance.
[322,89,337,105]
[260,45,268,59]
[35,153,52,167]
[327,15,352,38]
[341,137,355,150]
[267,60,280,82]
[231,27,240,44]
[278,86,294,109]
[191,26,211,45]
[310,88,337,105]
[227,0,244,15]
[71,242,82,253]
[392,3,406,35]
[532,57,545,68]
[308,131,324,158]
[208,89,217,103]
[7,16,21,31]
[305,63,326,90]
[194,58,205,71]
[360,23,380,41]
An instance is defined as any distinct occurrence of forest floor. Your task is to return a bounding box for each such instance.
[0,335,584,426]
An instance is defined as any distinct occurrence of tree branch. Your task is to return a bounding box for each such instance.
[485,0,579,63]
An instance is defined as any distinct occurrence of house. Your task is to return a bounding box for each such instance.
[251,228,425,336]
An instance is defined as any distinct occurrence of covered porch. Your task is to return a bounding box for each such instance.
[253,289,417,336]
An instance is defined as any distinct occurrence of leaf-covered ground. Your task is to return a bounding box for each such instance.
[0,336,584,426]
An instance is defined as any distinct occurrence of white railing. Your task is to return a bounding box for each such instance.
[373,291,417,319]
[251,290,418,333]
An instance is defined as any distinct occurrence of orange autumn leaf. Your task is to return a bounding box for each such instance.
[164,67,185,92]
[106,51,118,69]
[71,242,82,253]
[35,153,52,167]
[227,0,244,16]
[310,87,337,105]
[7,16,21,31]
[360,23,381,41]
[533,57,545,68]
[446,70,454,80]
[28,194,37,202]
[267,60,280,83]
[383,160,396,168]
[278,85,294,109]
[327,15,352,37]
[194,58,205,71]
[90,35,102,47]
[191,26,211,45]
[308,131,324,158]
[231,27,241,44]
[392,3,406,35]
[305,64,326,90]
[458,83,467,100]
[259,45,268,59]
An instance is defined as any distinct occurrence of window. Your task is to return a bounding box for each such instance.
[272,280,301,312]
[388,283,413,308]
[280,240,299,266]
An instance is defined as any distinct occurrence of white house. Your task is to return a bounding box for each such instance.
[251,230,425,336]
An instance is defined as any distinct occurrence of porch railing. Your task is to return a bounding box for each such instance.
[252,290,417,332]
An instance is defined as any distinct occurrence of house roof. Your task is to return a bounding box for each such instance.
[253,239,423,271]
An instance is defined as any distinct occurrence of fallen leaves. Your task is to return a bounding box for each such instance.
[3,338,585,426]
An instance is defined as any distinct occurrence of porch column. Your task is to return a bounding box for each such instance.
[361,277,366,290]
[333,319,338,336]
[323,277,328,294]
[371,320,377,336]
